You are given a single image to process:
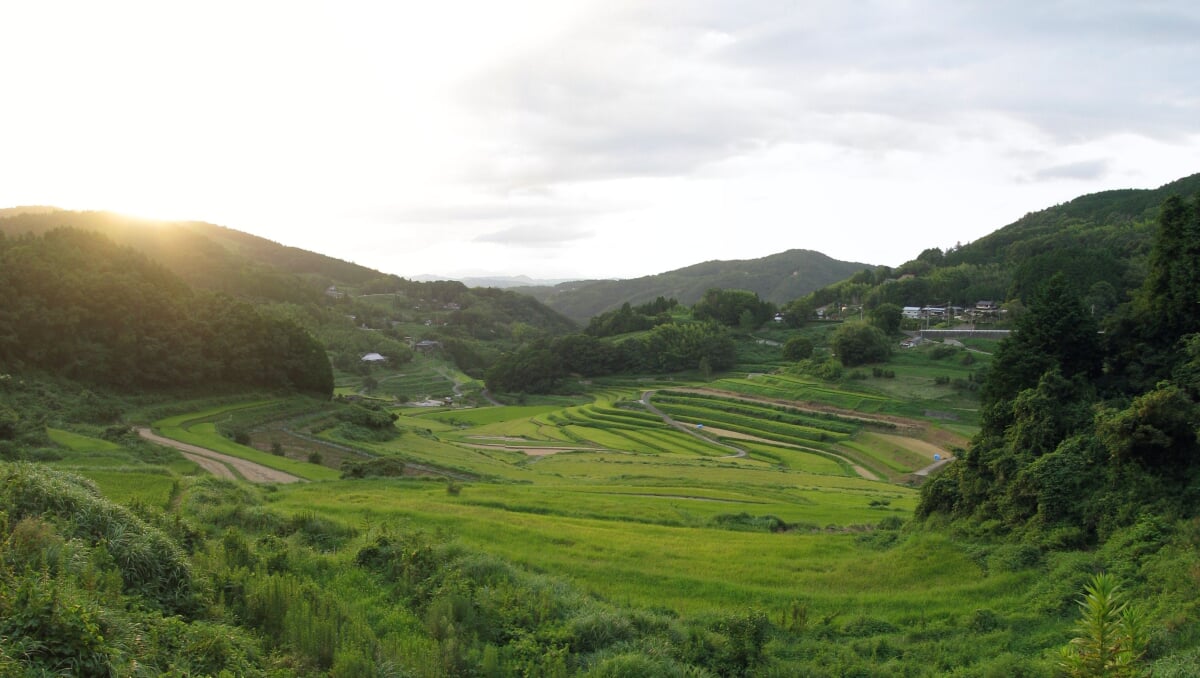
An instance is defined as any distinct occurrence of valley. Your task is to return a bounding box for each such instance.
[3,177,1200,676]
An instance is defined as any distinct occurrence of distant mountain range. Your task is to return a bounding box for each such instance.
[411,274,583,289]
[512,250,874,323]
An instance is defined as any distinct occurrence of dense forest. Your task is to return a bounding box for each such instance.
[0,211,581,381]
[484,289,778,394]
[0,229,332,395]
[918,194,1200,546]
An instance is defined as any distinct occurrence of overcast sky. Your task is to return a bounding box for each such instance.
[3,1,1199,280]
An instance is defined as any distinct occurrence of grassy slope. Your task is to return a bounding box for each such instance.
[152,403,342,481]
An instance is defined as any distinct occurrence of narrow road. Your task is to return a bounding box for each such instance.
[640,391,747,458]
[137,428,304,484]
[912,456,955,477]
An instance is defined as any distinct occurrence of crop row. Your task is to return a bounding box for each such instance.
[717,375,890,412]
[653,392,860,434]
[651,401,850,444]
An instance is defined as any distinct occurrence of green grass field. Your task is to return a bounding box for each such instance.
[23,331,1127,675]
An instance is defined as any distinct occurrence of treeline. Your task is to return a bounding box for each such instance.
[0,229,332,395]
[584,297,677,337]
[785,173,1200,323]
[918,194,1200,545]
[516,248,868,323]
[486,322,736,394]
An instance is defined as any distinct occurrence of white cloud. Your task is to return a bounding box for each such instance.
[2,1,1199,280]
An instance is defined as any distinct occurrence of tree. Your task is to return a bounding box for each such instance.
[981,273,1100,434]
[831,322,890,366]
[869,303,902,335]
[782,336,813,361]
[692,289,774,328]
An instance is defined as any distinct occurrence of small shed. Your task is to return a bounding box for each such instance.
[361,352,387,363]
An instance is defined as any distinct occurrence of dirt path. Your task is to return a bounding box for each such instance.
[641,391,747,458]
[137,428,304,484]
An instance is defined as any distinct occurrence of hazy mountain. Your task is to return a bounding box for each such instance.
[514,249,874,323]
[0,205,61,218]
[0,210,382,303]
[412,274,582,288]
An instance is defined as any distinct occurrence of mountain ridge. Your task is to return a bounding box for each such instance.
[514,249,874,323]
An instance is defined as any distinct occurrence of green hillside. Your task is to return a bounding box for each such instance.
[516,249,872,323]
[0,228,332,395]
[0,210,381,304]
[790,172,1200,321]
[0,211,579,381]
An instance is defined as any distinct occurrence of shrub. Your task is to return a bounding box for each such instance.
[783,336,814,361]
[0,464,201,616]
[0,577,111,676]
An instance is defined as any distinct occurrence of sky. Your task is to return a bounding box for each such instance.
[3,1,1200,281]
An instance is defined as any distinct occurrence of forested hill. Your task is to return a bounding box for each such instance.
[516,249,872,323]
[918,191,1200,547]
[948,172,1200,269]
[789,172,1200,318]
[0,209,581,383]
[0,228,333,394]
[0,210,381,304]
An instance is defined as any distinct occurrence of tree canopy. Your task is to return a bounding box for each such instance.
[918,195,1200,545]
[0,229,332,395]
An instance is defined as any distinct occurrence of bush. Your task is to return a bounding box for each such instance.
[832,322,891,366]
[0,464,201,616]
[783,336,814,361]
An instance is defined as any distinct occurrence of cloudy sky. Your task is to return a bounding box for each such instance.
[3,1,1199,280]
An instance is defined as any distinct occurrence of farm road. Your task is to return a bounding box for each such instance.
[640,390,748,458]
[136,428,304,484]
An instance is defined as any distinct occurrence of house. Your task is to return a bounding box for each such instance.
[773,312,785,323]
[361,352,387,363]
[902,306,923,319]
[415,340,442,353]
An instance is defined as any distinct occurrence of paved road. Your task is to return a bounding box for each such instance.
[137,428,304,484]
[912,456,955,477]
